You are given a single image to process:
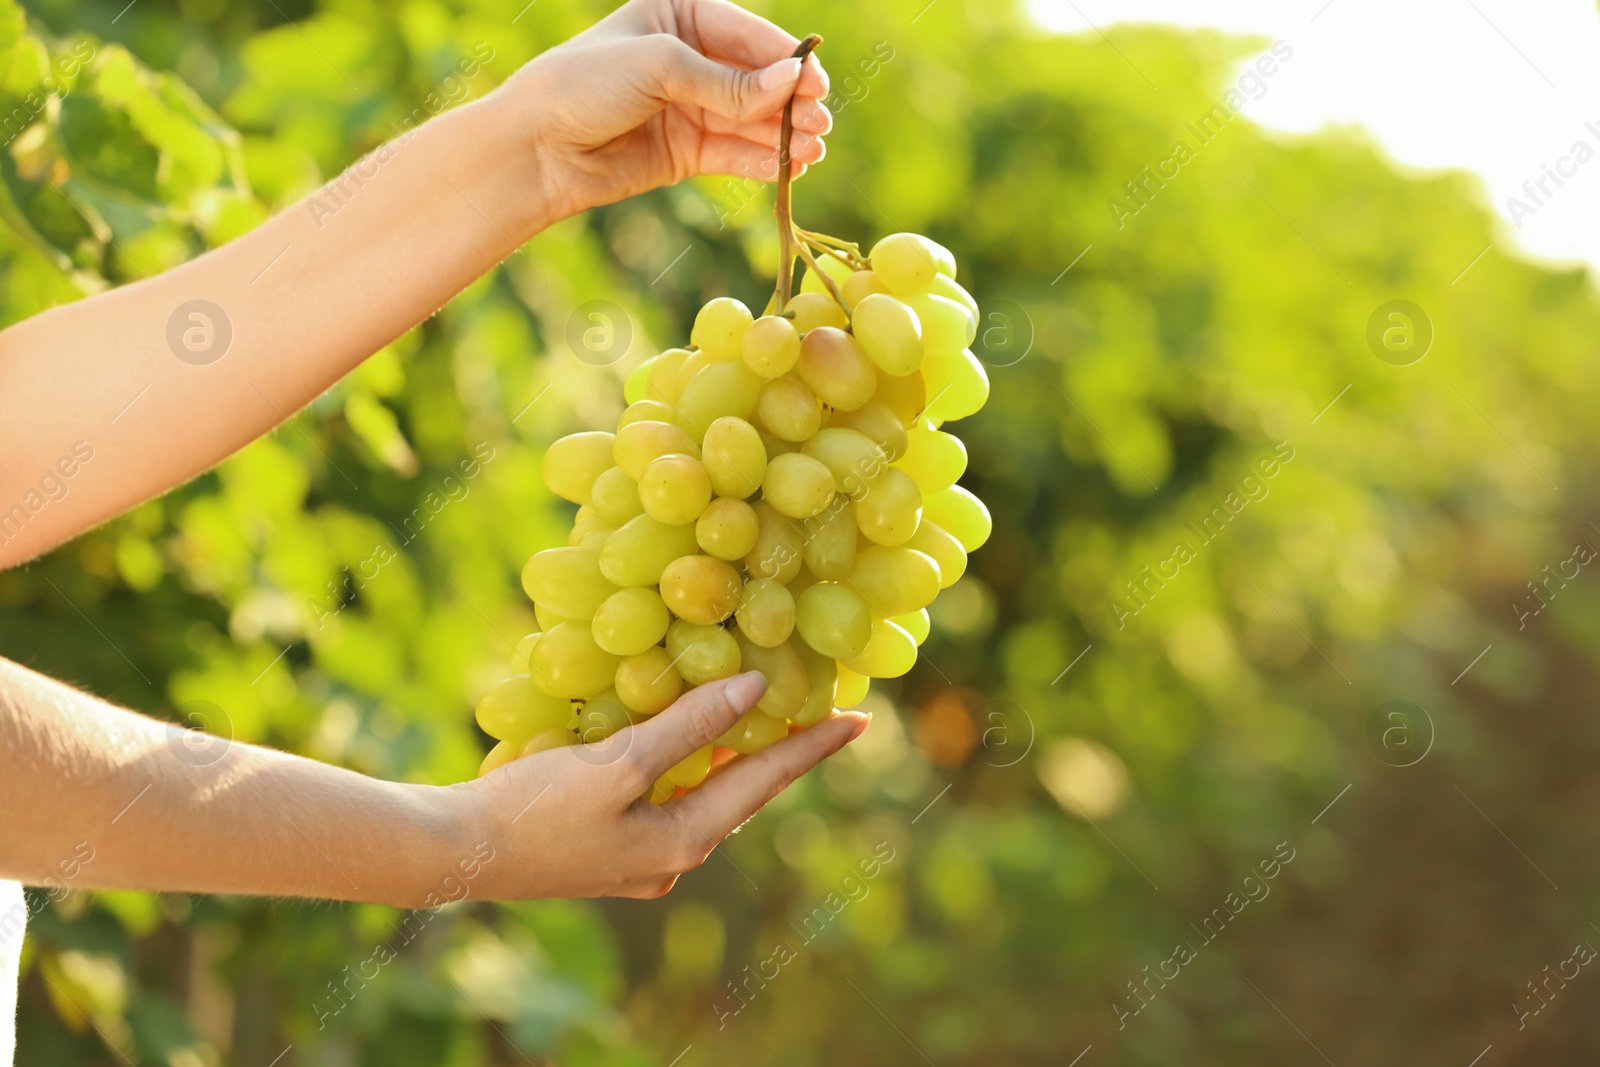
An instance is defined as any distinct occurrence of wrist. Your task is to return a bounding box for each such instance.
[377,780,496,908]
[454,85,561,240]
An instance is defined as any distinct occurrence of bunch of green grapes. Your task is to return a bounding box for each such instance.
[475,231,991,803]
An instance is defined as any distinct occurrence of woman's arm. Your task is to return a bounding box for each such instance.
[0,657,868,903]
[0,0,829,569]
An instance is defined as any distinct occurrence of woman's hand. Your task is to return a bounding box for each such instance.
[454,672,868,900]
[498,0,833,223]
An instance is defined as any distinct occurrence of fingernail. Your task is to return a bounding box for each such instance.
[758,58,802,92]
[849,711,872,740]
[727,670,768,709]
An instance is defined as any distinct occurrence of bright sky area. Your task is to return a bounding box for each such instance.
[1028,0,1600,272]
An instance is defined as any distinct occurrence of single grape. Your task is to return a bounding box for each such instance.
[717,710,790,754]
[834,662,870,708]
[792,640,839,727]
[534,602,580,632]
[701,416,767,499]
[852,293,924,376]
[742,314,802,378]
[855,468,923,546]
[479,739,520,777]
[659,554,742,625]
[826,400,909,462]
[529,621,621,699]
[870,233,947,297]
[843,615,918,678]
[921,349,990,423]
[929,273,978,318]
[591,466,645,524]
[512,631,541,674]
[893,608,931,645]
[690,297,754,361]
[519,729,579,756]
[615,646,683,715]
[842,269,889,306]
[542,431,615,505]
[797,327,877,411]
[599,514,699,586]
[784,291,850,332]
[576,689,642,743]
[799,250,854,296]
[666,744,715,788]
[521,546,619,621]
[735,577,796,647]
[693,497,758,561]
[762,452,837,519]
[743,502,806,583]
[895,427,967,494]
[619,398,679,428]
[801,498,857,579]
[803,427,887,498]
[922,485,992,551]
[674,349,717,396]
[795,581,872,659]
[875,367,928,426]
[644,348,692,403]
[592,586,672,656]
[613,420,700,479]
[905,292,977,357]
[756,375,823,441]
[475,674,573,742]
[732,632,810,720]
[906,518,968,588]
[638,453,713,526]
[848,544,942,617]
[674,359,763,440]
[666,620,742,685]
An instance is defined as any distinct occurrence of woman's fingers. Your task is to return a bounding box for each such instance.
[697,131,824,180]
[675,711,869,838]
[646,35,804,125]
[624,671,767,786]
[681,0,830,98]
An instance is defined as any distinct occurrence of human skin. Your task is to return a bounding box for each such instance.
[0,0,868,904]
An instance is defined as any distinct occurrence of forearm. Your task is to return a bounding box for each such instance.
[0,90,545,568]
[0,656,468,907]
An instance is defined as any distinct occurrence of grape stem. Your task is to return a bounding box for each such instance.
[774,33,823,311]
[791,230,852,317]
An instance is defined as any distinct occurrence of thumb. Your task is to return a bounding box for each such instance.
[651,36,802,123]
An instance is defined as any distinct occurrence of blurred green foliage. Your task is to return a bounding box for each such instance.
[6,0,1600,1063]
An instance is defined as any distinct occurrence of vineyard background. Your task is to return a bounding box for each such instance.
[6,0,1600,1063]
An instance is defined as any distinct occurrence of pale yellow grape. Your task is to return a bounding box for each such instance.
[827,401,909,463]
[512,632,540,674]
[762,452,837,519]
[599,514,698,586]
[801,427,884,497]
[614,420,700,479]
[696,497,760,560]
[576,689,641,743]
[542,431,615,505]
[591,466,645,524]
[834,663,871,708]
[792,641,839,727]
[701,416,767,499]
[801,499,857,579]
[638,453,712,526]
[521,546,618,620]
[785,291,849,332]
[615,647,683,715]
[645,348,692,403]
[795,581,872,659]
[800,250,854,296]
[574,527,613,554]
[744,503,805,583]
[896,427,967,494]
[852,293,924,376]
[625,354,654,404]
[519,729,579,756]
[855,468,923,546]
[848,545,942,616]
[921,349,990,423]
[567,510,613,546]
[906,519,968,588]
[667,620,742,685]
[619,398,678,428]
[674,349,717,395]
[756,375,822,441]
[733,632,810,719]
[649,776,676,804]
[717,710,790,754]
[591,587,672,656]
[742,315,802,377]
[875,367,928,426]
[797,327,877,411]
[475,674,573,742]
[894,608,932,645]
[530,621,621,699]
[870,233,943,297]
[674,359,763,440]
[930,273,978,318]
[534,602,580,632]
[842,270,889,306]
[844,615,918,678]
[905,294,977,362]
[479,740,520,777]
[735,577,796,647]
[659,554,742,624]
[666,744,714,788]
[923,485,992,550]
[690,297,754,360]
